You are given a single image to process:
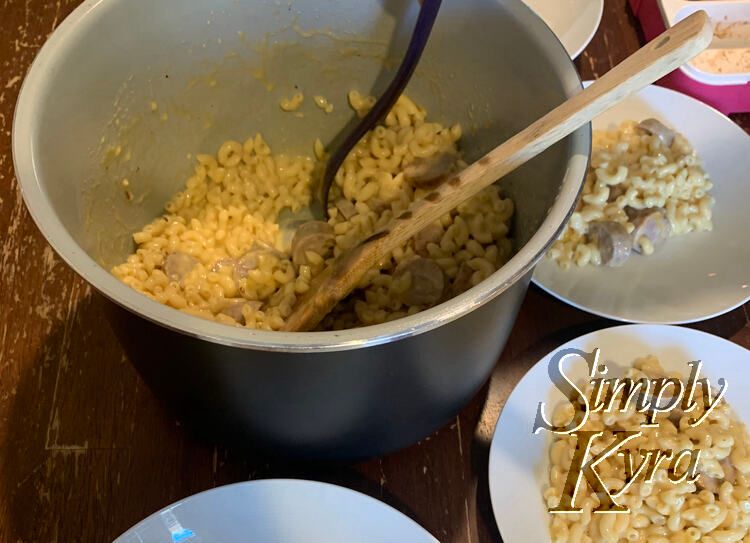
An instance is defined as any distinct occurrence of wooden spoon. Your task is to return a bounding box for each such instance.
[283,11,713,332]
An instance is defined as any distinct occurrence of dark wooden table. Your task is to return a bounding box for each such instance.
[1,1,749,541]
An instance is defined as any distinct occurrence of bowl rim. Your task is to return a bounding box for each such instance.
[12,0,590,353]
[114,478,440,542]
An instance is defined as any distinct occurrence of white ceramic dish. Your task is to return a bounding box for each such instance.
[522,0,604,58]
[488,324,750,543]
[113,479,438,543]
[533,83,750,324]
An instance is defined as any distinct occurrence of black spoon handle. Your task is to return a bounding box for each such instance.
[319,0,443,215]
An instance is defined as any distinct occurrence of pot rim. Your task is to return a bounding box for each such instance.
[12,0,591,353]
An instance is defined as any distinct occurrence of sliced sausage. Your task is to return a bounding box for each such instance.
[413,222,443,257]
[291,221,335,268]
[210,258,236,273]
[335,199,357,220]
[234,241,287,281]
[234,253,260,281]
[721,457,737,485]
[219,299,263,325]
[394,257,445,306]
[626,207,671,254]
[587,221,632,267]
[608,184,627,202]
[366,197,389,214]
[696,473,720,494]
[164,252,198,282]
[696,459,736,494]
[450,261,474,297]
[638,118,676,147]
[667,406,684,426]
[252,240,286,258]
[403,152,456,188]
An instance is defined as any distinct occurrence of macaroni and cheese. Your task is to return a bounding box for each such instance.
[112,94,515,330]
[548,120,714,269]
[546,357,750,543]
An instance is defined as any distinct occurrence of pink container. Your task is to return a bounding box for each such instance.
[629,0,750,114]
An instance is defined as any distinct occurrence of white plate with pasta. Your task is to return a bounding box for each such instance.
[533,83,750,324]
[521,0,603,58]
[488,324,750,543]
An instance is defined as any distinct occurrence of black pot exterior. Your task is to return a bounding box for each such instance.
[105,274,530,460]
[13,0,589,462]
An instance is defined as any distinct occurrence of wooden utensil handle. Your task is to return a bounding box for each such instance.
[283,11,712,332]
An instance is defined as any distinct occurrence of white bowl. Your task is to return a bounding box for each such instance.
[533,83,750,323]
[488,324,750,542]
[522,0,604,58]
[114,479,438,543]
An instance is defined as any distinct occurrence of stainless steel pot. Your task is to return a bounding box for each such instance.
[13,0,589,458]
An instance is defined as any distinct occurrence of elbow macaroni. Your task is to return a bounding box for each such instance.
[313,95,334,114]
[548,121,714,269]
[546,357,750,543]
[279,92,304,112]
[112,93,515,331]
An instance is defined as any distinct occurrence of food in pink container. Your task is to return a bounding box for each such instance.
[630,0,750,114]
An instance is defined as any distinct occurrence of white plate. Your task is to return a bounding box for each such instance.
[533,84,750,324]
[522,0,604,58]
[114,479,438,543]
[488,324,750,543]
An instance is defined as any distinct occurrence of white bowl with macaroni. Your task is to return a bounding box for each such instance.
[534,83,750,324]
[488,324,750,543]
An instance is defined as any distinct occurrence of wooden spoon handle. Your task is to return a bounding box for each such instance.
[283,11,713,332]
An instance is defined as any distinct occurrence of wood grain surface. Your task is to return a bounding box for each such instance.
[0,1,748,542]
